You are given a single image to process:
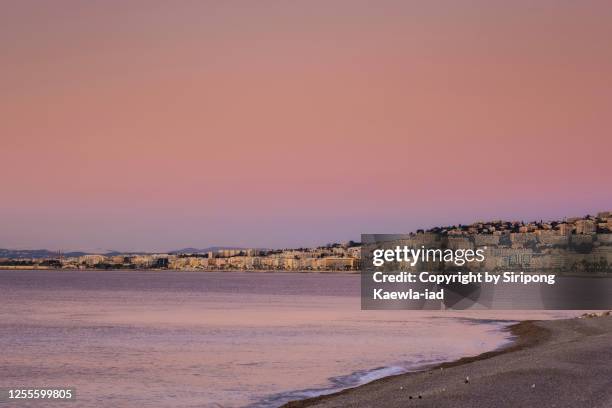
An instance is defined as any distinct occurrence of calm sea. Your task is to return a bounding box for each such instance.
[0,270,574,407]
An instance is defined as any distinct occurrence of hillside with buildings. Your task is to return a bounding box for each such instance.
[1,211,611,273]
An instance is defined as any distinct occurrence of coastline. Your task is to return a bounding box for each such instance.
[2,268,608,279]
[283,313,612,408]
[0,267,360,274]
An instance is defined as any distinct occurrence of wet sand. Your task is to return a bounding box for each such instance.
[284,313,612,408]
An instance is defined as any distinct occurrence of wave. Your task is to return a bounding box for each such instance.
[247,356,453,408]
[248,319,516,408]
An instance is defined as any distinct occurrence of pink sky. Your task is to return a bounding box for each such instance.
[1,1,611,252]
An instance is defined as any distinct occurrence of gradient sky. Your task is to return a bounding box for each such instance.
[2,1,611,252]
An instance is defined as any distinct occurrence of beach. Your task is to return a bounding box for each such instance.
[284,313,612,408]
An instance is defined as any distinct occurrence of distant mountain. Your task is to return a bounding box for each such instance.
[1,246,259,259]
[0,249,89,259]
[168,246,246,255]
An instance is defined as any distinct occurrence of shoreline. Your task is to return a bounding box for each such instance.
[2,268,608,279]
[0,267,359,274]
[281,320,548,407]
[282,313,612,408]
[253,319,520,408]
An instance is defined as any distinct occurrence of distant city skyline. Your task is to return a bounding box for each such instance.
[2,2,611,252]
[2,212,610,276]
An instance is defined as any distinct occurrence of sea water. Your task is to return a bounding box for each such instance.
[0,270,574,407]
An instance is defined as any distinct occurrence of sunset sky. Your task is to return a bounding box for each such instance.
[2,1,611,252]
